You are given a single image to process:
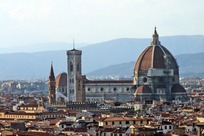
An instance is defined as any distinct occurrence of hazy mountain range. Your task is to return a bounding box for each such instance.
[0,35,204,80]
[87,52,204,77]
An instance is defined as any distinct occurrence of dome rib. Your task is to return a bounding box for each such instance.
[134,46,152,73]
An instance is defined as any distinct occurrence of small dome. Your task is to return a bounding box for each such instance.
[135,85,152,94]
[171,84,186,93]
[55,72,67,87]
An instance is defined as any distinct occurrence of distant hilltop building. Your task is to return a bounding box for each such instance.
[48,28,188,105]
[133,27,188,102]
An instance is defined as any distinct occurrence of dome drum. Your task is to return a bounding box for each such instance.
[136,76,151,85]
[147,68,176,77]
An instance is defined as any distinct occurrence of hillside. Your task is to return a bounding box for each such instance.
[0,35,204,80]
[81,35,204,74]
[87,52,204,78]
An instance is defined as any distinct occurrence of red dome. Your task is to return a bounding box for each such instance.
[134,28,178,74]
[135,85,152,94]
[134,45,178,72]
[55,72,67,87]
[171,84,186,93]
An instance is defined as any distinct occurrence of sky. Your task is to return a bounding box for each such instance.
[0,0,204,53]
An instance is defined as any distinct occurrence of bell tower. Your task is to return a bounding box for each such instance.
[66,42,84,102]
[48,63,56,104]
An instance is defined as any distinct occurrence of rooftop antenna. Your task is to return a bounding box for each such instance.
[73,38,75,49]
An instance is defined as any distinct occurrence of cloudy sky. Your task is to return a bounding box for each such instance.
[0,0,203,52]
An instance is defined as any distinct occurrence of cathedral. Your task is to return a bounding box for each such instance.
[133,28,188,102]
[48,28,188,105]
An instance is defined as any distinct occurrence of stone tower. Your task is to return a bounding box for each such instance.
[48,63,56,104]
[67,46,85,102]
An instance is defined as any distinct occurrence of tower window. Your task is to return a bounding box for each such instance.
[70,89,74,93]
[77,64,79,71]
[70,62,73,72]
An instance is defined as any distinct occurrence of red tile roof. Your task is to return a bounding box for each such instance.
[55,72,67,87]
[171,84,186,93]
[135,85,152,94]
[134,45,178,72]
[17,131,55,136]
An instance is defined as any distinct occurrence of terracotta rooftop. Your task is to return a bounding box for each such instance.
[19,103,38,108]
[102,117,149,122]
[17,131,55,136]
[171,84,186,93]
[135,85,152,94]
[55,72,67,87]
